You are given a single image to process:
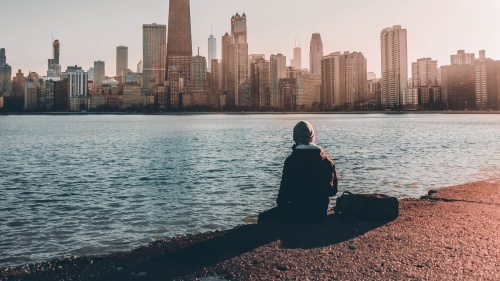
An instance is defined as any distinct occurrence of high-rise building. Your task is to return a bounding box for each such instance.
[210,59,220,95]
[24,74,38,111]
[309,33,323,75]
[0,48,12,96]
[380,25,408,110]
[48,40,60,68]
[297,73,321,109]
[0,48,5,65]
[94,61,105,89]
[451,50,475,65]
[143,23,167,92]
[208,32,216,72]
[250,57,270,108]
[221,32,236,105]
[166,0,193,108]
[189,55,207,94]
[270,54,287,108]
[412,58,438,87]
[441,64,475,110]
[231,12,249,106]
[116,46,128,77]
[345,52,367,108]
[13,69,25,97]
[291,42,302,70]
[65,66,88,97]
[321,51,367,109]
[474,50,499,110]
[279,78,297,111]
[321,52,346,107]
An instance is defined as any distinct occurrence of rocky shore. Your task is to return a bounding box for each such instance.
[1,179,499,281]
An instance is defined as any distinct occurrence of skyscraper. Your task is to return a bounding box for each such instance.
[221,32,235,104]
[270,54,287,108]
[380,25,408,110]
[291,43,302,70]
[231,12,249,106]
[94,61,105,89]
[143,23,167,93]
[250,57,270,108]
[309,33,323,75]
[0,48,5,65]
[47,40,61,77]
[0,48,12,95]
[116,46,128,77]
[208,31,216,72]
[166,0,193,108]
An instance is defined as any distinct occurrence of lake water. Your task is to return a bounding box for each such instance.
[0,114,499,267]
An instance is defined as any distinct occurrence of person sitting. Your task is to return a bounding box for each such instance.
[258,121,338,223]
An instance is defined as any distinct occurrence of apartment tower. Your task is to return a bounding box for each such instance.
[380,25,408,110]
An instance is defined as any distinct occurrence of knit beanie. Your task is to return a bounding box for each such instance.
[293,121,316,144]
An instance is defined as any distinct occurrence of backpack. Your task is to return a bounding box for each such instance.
[334,191,399,221]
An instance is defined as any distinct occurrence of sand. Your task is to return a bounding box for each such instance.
[1,179,499,281]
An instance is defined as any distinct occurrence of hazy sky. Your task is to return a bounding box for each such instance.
[1,0,499,77]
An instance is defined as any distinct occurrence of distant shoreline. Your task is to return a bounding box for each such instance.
[1,110,500,116]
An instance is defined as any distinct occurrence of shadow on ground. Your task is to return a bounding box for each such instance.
[101,215,391,280]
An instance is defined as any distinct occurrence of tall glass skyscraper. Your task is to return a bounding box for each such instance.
[166,0,193,108]
[143,23,167,92]
[208,32,216,72]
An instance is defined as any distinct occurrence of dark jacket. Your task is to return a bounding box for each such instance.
[276,144,338,221]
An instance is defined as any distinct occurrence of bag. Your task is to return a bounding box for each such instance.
[334,191,399,221]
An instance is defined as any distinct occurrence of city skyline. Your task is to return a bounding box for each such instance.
[1,0,499,77]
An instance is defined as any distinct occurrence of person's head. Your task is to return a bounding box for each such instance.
[293,121,316,145]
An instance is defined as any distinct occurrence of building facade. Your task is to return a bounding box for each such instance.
[269,54,287,108]
[412,58,438,87]
[297,73,321,110]
[116,46,128,77]
[309,33,323,75]
[208,33,216,72]
[380,25,408,110]
[93,61,105,89]
[166,0,193,108]
[143,23,167,94]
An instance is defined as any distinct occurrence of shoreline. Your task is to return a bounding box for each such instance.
[1,179,499,280]
[1,110,500,116]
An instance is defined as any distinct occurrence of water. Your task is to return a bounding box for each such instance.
[0,114,499,267]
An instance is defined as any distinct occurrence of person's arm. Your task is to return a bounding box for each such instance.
[330,162,338,197]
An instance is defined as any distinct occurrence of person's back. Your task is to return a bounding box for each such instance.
[258,121,338,223]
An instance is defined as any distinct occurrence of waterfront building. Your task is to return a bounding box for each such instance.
[321,52,345,107]
[143,23,167,94]
[250,57,270,108]
[208,32,216,72]
[54,79,69,111]
[474,50,499,110]
[412,58,438,87]
[0,48,12,96]
[309,33,323,75]
[297,73,321,110]
[380,25,408,110]
[47,40,61,77]
[345,52,367,109]
[24,73,40,110]
[166,0,193,108]
[210,59,220,95]
[93,61,105,89]
[291,43,302,70]
[13,69,25,97]
[451,50,475,65]
[65,66,88,98]
[221,33,235,105]
[231,12,249,106]
[279,78,297,111]
[270,54,287,108]
[116,46,128,77]
[441,64,475,110]
[0,48,5,65]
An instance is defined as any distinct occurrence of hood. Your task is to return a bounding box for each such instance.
[291,143,328,166]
